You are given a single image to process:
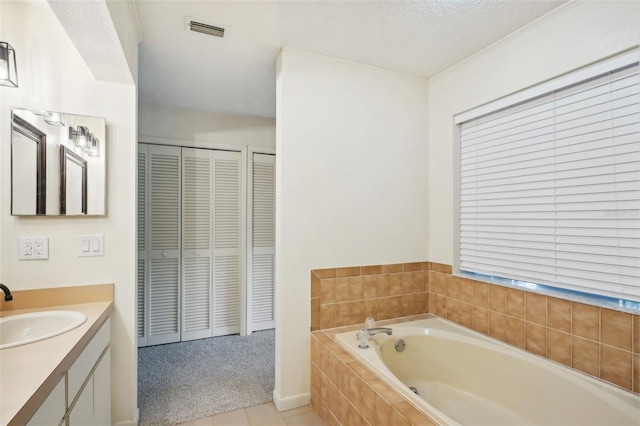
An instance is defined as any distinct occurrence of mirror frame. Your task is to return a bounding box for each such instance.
[59,145,87,215]
[11,114,47,215]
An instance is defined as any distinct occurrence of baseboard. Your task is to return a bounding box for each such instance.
[272,389,310,411]
[112,408,139,426]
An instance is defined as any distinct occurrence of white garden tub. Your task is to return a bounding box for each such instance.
[335,318,640,425]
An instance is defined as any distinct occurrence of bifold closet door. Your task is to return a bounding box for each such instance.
[181,148,243,339]
[137,145,148,347]
[147,145,181,345]
[249,153,276,332]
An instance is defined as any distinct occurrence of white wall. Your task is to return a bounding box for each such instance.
[275,49,429,407]
[139,102,275,148]
[0,1,137,424]
[427,0,640,266]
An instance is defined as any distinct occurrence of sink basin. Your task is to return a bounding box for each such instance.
[0,310,87,350]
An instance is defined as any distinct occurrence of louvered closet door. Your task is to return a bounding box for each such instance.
[213,150,242,336]
[250,153,276,331]
[137,144,149,347]
[181,148,214,341]
[147,145,181,345]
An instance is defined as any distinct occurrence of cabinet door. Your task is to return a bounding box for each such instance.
[148,145,182,345]
[27,377,65,426]
[68,377,93,426]
[93,348,111,425]
[182,147,214,340]
[212,150,243,336]
[249,153,276,332]
[137,144,149,347]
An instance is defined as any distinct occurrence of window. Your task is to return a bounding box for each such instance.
[455,49,640,307]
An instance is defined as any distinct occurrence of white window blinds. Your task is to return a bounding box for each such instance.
[458,52,640,302]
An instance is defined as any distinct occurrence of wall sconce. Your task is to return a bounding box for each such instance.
[45,112,66,126]
[0,42,18,88]
[69,126,90,149]
[87,135,100,157]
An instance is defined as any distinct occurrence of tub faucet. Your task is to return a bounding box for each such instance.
[367,327,392,336]
[0,283,13,301]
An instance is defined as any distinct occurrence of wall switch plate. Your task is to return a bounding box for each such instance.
[19,237,49,260]
[78,234,104,257]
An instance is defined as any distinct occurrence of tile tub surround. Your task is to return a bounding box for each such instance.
[310,263,430,331]
[310,315,438,426]
[427,263,640,395]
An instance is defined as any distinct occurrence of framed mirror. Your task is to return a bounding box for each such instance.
[11,109,106,216]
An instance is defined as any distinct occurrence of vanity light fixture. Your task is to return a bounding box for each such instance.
[87,135,100,157]
[0,42,18,88]
[32,110,53,117]
[69,125,90,149]
[45,112,66,126]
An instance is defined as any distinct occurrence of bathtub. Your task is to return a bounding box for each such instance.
[335,317,640,425]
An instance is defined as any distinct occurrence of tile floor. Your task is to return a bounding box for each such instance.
[178,402,325,426]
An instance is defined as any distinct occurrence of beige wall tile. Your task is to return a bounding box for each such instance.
[459,278,474,304]
[634,354,639,393]
[446,298,460,324]
[572,302,600,342]
[402,272,415,294]
[431,263,452,274]
[375,394,391,426]
[547,329,571,367]
[337,362,349,396]
[350,276,364,301]
[311,273,321,298]
[472,306,488,334]
[378,275,390,297]
[361,265,382,275]
[548,297,571,333]
[363,275,378,299]
[311,298,321,328]
[506,288,524,319]
[435,294,447,318]
[506,317,525,349]
[460,302,473,329]
[350,301,364,325]
[429,294,436,315]
[447,276,460,300]
[600,345,632,390]
[335,278,350,303]
[488,285,506,314]
[321,304,336,329]
[473,281,489,309]
[601,309,632,352]
[403,262,422,272]
[431,272,447,296]
[336,393,349,425]
[364,299,377,320]
[346,368,362,410]
[382,264,403,274]
[416,293,428,314]
[414,271,427,293]
[367,379,403,403]
[390,407,411,426]
[337,266,361,278]
[314,268,336,279]
[634,315,639,355]
[336,303,350,327]
[360,381,376,426]
[377,298,390,320]
[526,322,547,357]
[321,279,336,304]
[488,311,506,341]
[390,274,403,296]
[403,294,416,317]
[525,293,547,326]
[390,296,403,318]
[393,401,436,425]
[422,261,431,271]
[573,336,600,377]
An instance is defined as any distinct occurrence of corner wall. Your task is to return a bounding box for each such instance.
[427,0,640,265]
[0,2,137,423]
[275,49,429,409]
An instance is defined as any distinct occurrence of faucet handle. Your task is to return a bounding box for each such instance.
[357,328,370,349]
[364,317,375,329]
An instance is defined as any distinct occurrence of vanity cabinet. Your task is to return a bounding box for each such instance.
[26,319,111,426]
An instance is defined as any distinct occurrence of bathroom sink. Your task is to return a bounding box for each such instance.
[0,310,87,350]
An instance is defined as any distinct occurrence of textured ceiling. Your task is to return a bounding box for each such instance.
[135,0,566,118]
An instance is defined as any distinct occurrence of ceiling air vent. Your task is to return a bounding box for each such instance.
[187,19,225,38]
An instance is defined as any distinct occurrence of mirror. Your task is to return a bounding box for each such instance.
[11,109,106,215]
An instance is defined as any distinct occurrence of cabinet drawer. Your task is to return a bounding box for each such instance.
[67,319,110,403]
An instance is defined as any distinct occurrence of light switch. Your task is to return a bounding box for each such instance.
[78,234,104,257]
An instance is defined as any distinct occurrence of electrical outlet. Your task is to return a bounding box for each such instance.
[19,237,48,260]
